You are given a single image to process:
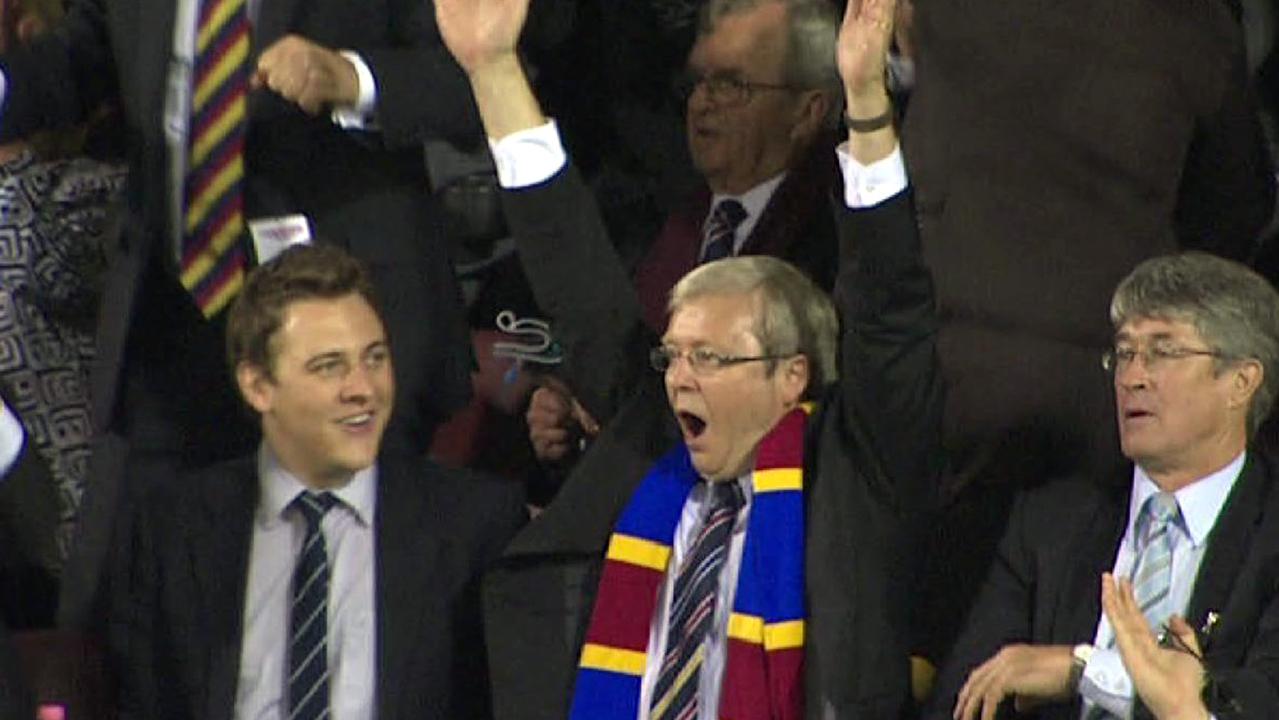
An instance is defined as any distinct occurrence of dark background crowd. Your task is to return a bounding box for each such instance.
[0,0,1277,717]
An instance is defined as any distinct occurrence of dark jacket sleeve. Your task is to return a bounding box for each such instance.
[499,163,653,426]
[833,189,945,521]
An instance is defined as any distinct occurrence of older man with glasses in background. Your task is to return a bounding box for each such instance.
[927,252,1279,720]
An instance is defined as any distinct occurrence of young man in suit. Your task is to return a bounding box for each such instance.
[438,0,943,717]
[0,0,482,629]
[927,253,1279,720]
[109,244,526,720]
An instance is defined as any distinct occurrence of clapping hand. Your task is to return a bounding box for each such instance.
[1101,573,1210,720]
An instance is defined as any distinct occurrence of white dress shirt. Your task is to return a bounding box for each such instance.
[1079,452,1245,719]
[0,401,25,479]
[235,446,378,720]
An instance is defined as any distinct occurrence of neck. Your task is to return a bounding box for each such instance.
[1140,441,1246,493]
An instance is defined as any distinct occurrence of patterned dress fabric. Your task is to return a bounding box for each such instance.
[0,149,127,564]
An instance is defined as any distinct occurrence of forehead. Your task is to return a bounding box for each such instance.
[1115,315,1203,343]
[664,292,761,347]
[688,2,788,77]
[273,294,386,358]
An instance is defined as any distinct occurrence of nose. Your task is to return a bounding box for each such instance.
[665,351,698,393]
[341,363,374,402]
[686,80,713,115]
[1114,355,1150,392]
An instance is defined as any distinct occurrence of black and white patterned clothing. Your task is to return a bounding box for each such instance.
[0,150,126,563]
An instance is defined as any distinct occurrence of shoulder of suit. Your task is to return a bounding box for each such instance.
[379,453,526,525]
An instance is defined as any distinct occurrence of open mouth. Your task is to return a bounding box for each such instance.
[677,411,708,440]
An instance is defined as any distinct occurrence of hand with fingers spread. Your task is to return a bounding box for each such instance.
[1101,573,1210,720]
[952,643,1074,720]
[836,0,897,164]
[837,0,896,102]
[434,0,528,77]
[253,34,359,115]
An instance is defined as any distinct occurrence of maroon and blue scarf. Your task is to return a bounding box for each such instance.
[569,406,808,720]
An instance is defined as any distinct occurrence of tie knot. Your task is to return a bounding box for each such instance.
[293,491,339,530]
[1140,491,1181,537]
[707,480,745,515]
[711,199,747,232]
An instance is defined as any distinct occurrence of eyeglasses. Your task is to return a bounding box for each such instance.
[672,71,797,107]
[1101,343,1223,373]
[650,345,794,375]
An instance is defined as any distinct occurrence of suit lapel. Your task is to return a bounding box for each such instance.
[1185,454,1269,628]
[190,460,257,720]
[1053,482,1127,644]
[375,458,443,720]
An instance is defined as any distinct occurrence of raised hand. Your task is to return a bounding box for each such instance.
[1101,574,1210,720]
[435,0,530,77]
[837,0,897,102]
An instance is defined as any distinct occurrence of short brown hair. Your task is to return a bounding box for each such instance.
[226,243,382,378]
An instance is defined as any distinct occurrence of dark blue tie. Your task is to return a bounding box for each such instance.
[699,199,747,264]
[289,491,340,720]
[649,481,744,720]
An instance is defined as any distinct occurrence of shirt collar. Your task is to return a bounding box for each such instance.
[256,444,377,528]
[707,171,787,246]
[1129,450,1246,548]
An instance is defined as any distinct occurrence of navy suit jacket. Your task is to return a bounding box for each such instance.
[109,453,526,720]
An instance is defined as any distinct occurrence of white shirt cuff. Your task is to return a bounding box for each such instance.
[488,119,568,189]
[330,50,378,130]
[1079,647,1135,718]
[836,142,907,208]
[0,402,26,480]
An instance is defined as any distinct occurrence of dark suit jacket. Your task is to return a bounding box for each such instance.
[926,451,1279,720]
[108,453,526,720]
[483,163,944,719]
[0,0,482,627]
[632,141,840,332]
[0,385,60,629]
[902,0,1275,489]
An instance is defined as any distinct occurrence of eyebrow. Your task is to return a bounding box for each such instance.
[1114,331,1177,344]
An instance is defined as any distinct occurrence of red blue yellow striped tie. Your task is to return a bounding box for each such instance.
[181,0,250,317]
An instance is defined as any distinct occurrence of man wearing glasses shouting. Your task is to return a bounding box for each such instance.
[926,252,1279,720]
[437,0,942,717]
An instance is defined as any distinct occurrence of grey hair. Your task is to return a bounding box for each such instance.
[1110,251,1279,437]
[700,0,842,127]
[669,255,838,399]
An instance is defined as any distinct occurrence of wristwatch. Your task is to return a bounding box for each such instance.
[1070,643,1095,689]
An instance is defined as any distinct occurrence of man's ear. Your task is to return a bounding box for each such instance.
[779,353,811,406]
[789,89,829,144]
[236,361,275,414]
[1229,359,1263,411]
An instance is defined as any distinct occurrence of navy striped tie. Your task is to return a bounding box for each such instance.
[289,492,340,720]
[649,481,744,720]
[699,199,747,264]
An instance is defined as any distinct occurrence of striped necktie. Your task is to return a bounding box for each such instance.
[649,481,744,720]
[1131,491,1182,630]
[181,0,250,317]
[289,491,340,720]
[699,199,747,264]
